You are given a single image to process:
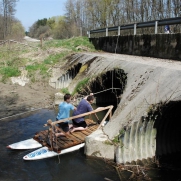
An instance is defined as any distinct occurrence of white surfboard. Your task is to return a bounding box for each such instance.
[7,138,42,149]
[23,143,85,160]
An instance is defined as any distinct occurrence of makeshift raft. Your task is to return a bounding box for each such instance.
[33,119,98,152]
[33,106,113,153]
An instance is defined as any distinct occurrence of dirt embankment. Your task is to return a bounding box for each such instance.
[0,37,67,120]
[0,81,57,119]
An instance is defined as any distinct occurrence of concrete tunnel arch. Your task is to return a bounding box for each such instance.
[79,69,127,113]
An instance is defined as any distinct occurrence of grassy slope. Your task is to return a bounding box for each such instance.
[0,36,96,83]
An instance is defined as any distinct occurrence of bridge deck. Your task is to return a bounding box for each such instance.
[33,119,99,153]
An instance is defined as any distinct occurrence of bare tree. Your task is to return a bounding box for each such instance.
[0,0,18,39]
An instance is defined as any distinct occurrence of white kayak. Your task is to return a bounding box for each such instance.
[7,138,42,149]
[23,143,85,160]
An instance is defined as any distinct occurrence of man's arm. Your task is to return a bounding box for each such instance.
[84,93,94,100]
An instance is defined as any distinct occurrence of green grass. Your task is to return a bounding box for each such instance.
[26,64,48,75]
[44,52,68,64]
[0,36,96,83]
[60,88,70,94]
[7,57,27,67]
[72,77,90,95]
[44,36,95,52]
[0,67,21,82]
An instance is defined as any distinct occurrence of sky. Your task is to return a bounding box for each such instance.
[15,0,67,31]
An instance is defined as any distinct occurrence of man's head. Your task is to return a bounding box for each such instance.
[87,95,94,104]
[64,94,71,103]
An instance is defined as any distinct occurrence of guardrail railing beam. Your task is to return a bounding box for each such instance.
[89,17,181,37]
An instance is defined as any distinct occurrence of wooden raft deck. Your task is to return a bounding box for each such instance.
[33,119,99,153]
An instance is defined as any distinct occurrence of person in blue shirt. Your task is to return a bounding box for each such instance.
[70,95,94,133]
[55,93,76,137]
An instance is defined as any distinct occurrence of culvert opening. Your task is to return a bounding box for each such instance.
[67,63,82,80]
[79,69,127,113]
[153,101,181,168]
[57,63,82,88]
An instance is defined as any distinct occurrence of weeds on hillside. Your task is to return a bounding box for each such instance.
[72,77,90,95]
[0,67,21,82]
[0,36,96,83]
[60,88,70,94]
[43,36,95,52]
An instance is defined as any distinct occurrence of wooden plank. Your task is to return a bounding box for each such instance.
[85,119,95,124]
[34,130,48,143]
[97,106,113,129]
[92,125,99,129]
[58,137,77,146]
[54,142,67,150]
[87,125,98,132]
[56,133,82,146]
[56,138,70,147]
[83,128,92,134]
[74,131,88,140]
[70,132,85,141]
[52,142,65,151]
[54,137,79,150]
[81,130,91,136]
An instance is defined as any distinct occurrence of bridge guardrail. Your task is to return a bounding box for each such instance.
[88,17,181,37]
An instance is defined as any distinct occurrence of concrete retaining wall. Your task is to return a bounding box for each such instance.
[90,34,181,61]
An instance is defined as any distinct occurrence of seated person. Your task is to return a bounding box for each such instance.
[71,95,94,133]
[55,93,76,137]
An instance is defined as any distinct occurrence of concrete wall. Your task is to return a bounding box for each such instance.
[90,33,181,61]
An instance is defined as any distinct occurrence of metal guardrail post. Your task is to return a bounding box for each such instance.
[106,28,108,36]
[118,26,120,36]
[87,31,90,38]
[134,24,137,35]
[155,21,158,34]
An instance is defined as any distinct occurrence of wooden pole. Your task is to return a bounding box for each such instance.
[45,106,114,127]
[90,105,99,122]
[97,106,113,129]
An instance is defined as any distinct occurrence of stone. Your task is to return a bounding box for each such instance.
[54,92,64,105]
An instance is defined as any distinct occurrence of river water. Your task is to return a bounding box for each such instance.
[0,109,120,181]
[0,109,180,181]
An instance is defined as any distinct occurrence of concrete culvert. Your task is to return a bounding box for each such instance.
[56,63,82,89]
[154,101,181,168]
[117,100,181,167]
[79,68,127,113]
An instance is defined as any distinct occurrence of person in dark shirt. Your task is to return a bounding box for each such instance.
[71,95,94,132]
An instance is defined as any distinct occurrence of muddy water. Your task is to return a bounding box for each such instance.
[0,109,120,181]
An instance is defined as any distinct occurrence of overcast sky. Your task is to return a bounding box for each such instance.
[15,0,67,31]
